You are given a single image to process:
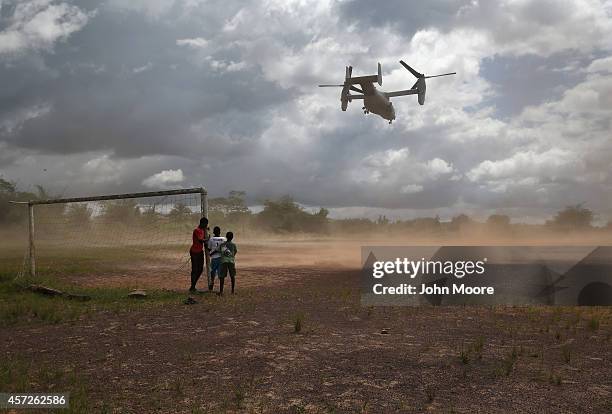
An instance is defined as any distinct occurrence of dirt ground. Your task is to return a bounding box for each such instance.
[1,241,611,413]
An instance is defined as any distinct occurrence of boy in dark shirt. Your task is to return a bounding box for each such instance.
[219,231,238,295]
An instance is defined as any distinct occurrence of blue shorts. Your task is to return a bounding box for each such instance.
[210,257,222,276]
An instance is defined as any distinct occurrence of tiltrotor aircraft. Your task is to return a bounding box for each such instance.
[319,60,456,123]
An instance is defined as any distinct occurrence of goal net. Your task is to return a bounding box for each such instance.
[19,188,207,289]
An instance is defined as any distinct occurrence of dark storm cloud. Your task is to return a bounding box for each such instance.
[338,0,471,36]
[479,52,593,118]
[0,4,290,159]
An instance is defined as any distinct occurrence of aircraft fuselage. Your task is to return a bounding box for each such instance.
[363,88,395,122]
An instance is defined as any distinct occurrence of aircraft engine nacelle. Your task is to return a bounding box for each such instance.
[341,84,349,111]
[417,78,426,105]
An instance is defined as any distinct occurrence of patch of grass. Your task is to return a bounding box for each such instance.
[528,347,541,359]
[548,370,562,386]
[171,377,185,398]
[459,336,485,364]
[0,358,30,391]
[0,357,90,411]
[100,403,113,414]
[459,348,470,365]
[473,336,485,359]
[190,403,206,414]
[294,312,303,334]
[497,347,518,377]
[323,401,338,413]
[291,402,306,413]
[561,344,571,364]
[552,307,562,321]
[588,315,600,331]
[67,382,89,414]
[234,384,245,408]
[425,387,435,403]
[0,270,186,327]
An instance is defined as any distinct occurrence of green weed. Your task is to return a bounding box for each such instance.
[498,347,518,377]
[588,315,600,331]
[294,313,303,333]
[549,370,562,386]
[561,344,571,364]
[459,348,470,365]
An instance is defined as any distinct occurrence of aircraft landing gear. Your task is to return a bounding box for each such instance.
[362,106,369,114]
[389,120,392,124]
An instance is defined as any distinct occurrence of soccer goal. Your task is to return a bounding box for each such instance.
[14,187,208,287]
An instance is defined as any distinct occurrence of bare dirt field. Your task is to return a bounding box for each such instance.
[1,240,611,413]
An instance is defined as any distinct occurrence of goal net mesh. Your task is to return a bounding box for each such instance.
[24,191,203,289]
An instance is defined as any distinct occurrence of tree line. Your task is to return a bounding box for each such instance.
[0,177,608,235]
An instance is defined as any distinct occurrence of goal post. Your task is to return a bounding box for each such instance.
[14,187,208,280]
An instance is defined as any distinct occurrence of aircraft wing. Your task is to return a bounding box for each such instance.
[348,94,365,100]
[355,81,376,95]
[385,89,419,98]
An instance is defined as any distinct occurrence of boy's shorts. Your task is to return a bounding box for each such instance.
[220,262,236,279]
[210,257,222,276]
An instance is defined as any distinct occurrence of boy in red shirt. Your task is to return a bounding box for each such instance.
[189,217,208,292]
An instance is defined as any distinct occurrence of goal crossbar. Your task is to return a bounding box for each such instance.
[26,187,207,205]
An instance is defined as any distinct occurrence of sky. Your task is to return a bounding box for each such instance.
[0,0,611,223]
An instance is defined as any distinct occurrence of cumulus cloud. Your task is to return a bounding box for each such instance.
[82,154,126,185]
[176,37,208,48]
[0,0,93,55]
[132,62,153,74]
[467,148,581,183]
[142,169,185,189]
[401,184,423,194]
[587,56,612,74]
[426,158,454,178]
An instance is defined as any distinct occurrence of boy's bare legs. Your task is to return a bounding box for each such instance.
[218,263,235,295]
[218,276,234,295]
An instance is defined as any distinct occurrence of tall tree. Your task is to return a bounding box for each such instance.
[550,204,593,231]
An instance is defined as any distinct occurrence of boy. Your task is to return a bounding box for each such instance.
[219,231,238,295]
[207,226,226,291]
[189,217,208,292]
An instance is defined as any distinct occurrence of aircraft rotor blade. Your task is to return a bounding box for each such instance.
[319,84,345,87]
[410,80,419,90]
[399,60,423,78]
[424,72,457,79]
[350,85,363,94]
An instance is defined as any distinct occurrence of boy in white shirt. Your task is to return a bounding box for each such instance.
[207,226,226,291]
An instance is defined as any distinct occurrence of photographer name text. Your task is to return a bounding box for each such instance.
[372,283,494,295]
